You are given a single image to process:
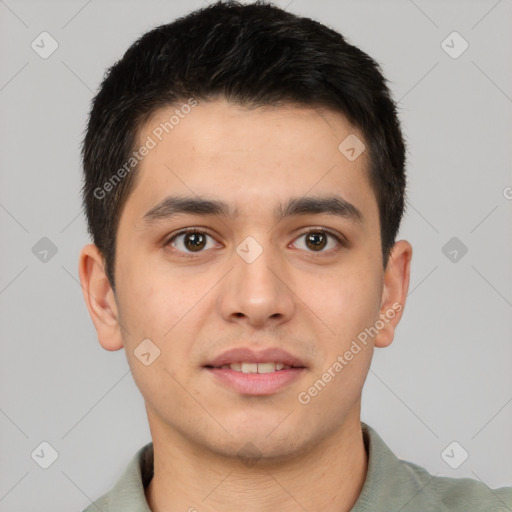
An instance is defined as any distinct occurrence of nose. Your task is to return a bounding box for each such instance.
[218,240,295,329]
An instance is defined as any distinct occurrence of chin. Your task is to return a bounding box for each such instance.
[209,434,313,466]
[195,418,326,465]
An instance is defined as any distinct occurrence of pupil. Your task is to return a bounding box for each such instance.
[185,233,206,251]
[306,232,326,251]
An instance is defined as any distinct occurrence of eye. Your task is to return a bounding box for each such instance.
[166,229,217,255]
[291,228,344,254]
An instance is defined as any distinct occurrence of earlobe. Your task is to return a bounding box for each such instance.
[374,240,412,348]
[78,244,124,351]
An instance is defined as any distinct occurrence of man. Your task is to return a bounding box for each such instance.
[78,2,512,510]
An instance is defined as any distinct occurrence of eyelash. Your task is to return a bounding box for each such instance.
[164,227,346,259]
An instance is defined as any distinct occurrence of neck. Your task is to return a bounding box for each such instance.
[145,410,368,512]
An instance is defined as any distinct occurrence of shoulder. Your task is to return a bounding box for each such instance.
[82,443,154,512]
[83,494,109,512]
[400,457,512,511]
[353,424,512,512]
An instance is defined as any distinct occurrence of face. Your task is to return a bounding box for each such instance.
[80,98,411,462]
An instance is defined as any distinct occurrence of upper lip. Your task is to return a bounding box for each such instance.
[205,347,307,368]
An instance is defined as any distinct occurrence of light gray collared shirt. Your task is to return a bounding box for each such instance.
[83,423,512,511]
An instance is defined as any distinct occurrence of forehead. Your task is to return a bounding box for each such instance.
[124,99,377,226]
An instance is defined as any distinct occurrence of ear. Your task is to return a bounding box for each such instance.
[374,240,412,348]
[78,243,124,351]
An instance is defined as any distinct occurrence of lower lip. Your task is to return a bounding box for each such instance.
[205,367,306,396]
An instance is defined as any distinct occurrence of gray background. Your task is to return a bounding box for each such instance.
[0,0,511,510]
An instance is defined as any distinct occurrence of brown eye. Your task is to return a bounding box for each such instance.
[292,229,343,254]
[305,232,328,251]
[183,232,207,251]
[167,230,216,254]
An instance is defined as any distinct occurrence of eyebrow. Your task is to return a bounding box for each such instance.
[142,194,364,225]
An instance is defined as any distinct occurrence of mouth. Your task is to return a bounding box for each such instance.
[203,347,307,395]
[206,362,302,373]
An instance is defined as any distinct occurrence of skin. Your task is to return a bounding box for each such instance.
[79,99,412,512]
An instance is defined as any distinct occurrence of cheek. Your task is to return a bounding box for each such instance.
[117,255,202,339]
[294,269,380,420]
[117,269,205,413]
[117,263,217,397]
[295,263,382,341]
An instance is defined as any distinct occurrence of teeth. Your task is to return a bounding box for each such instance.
[257,362,276,374]
[241,362,258,373]
[224,362,292,373]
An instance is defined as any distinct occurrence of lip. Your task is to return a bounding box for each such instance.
[203,347,307,396]
[204,347,306,368]
[206,367,306,396]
